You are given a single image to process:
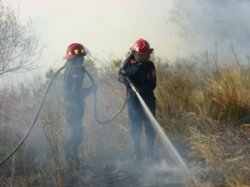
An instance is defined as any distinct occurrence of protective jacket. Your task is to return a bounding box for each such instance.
[118,55,157,100]
[118,55,157,159]
[64,62,85,103]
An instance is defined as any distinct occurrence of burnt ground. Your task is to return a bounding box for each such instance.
[60,141,195,187]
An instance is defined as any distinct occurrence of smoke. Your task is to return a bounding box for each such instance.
[142,160,191,186]
[0,63,194,186]
[168,0,250,60]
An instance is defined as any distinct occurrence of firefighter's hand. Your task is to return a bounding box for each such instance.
[120,70,127,76]
[118,70,128,84]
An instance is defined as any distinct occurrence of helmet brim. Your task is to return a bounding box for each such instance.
[130,47,154,54]
[63,53,86,60]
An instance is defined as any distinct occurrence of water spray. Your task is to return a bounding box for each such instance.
[0,60,198,185]
[125,77,198,186]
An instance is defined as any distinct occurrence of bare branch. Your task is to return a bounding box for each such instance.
[0,1,41,77]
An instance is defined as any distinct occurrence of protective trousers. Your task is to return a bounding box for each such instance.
[64,100,84,169]
[127,93,156,159]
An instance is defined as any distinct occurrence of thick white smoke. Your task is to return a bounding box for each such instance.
[168,0,250,62]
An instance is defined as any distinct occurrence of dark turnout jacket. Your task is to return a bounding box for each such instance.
[118,56,157,99]
[64,62,85,103]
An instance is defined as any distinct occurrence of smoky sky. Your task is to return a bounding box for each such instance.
[168,0,250,57]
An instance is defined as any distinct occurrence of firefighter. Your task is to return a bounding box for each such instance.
[63,43,96,170]
[118,38,157,160]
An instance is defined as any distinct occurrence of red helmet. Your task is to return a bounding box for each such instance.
[130,38,153,54]
[64,43,86,59]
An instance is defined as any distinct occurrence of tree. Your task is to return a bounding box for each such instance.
[0,1,41,76]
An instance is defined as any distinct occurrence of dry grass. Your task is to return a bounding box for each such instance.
[0,58,250,186]
[154,60,250,186]
[203,66,250,120]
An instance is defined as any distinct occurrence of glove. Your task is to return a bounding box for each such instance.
[118,70,128,84]
[120,70,127,76]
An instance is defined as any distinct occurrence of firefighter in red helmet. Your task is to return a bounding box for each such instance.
[63,43,96,170]
[118,38,157,161]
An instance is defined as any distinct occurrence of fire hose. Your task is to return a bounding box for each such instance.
[0,65,127,165]
[84,69,127,125]
[0,65,66,166]
[125,76,198,185]
[0,65,198,185]
[125,77,188,169]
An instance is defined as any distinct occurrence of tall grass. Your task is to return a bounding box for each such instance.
[155,60,250,124]
[154,59,250,186]
[0,56,250,186]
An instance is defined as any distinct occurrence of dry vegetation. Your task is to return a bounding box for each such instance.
[155,58,250,186]
[0,57,250,187]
